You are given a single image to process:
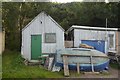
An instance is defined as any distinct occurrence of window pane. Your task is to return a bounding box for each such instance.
[45,33,56,43]
[109,34,114,48]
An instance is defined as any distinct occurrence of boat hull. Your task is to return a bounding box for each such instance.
[55,48,110,71]
[55,60,109,71]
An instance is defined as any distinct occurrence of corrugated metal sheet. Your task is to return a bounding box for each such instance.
[21,12,64,61]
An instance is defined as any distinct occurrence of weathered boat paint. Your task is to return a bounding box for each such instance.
[55,48,109,71]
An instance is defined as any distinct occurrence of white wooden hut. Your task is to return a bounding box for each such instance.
[0,27,5,54]
[21,12,65,62]
[66,25,118,54]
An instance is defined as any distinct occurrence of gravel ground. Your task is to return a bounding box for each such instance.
[69,67,119,78]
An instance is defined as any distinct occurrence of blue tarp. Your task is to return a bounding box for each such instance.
[81,40,105,53]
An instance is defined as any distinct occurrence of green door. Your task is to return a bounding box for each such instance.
[31,35,42,60]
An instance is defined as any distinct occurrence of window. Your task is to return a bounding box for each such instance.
[109,34,114,48]
[45,33,56,43]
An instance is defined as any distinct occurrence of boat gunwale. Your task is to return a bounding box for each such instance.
[61,54,109,58]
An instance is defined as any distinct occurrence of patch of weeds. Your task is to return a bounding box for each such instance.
[2,50,64,78]
[110,63,120,70]
[11,54,24,67]
[69,70,81,77]
[99,70,110,76]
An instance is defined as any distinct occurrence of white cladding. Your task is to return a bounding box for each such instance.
[71,26,117,52]
[21,12,64,60]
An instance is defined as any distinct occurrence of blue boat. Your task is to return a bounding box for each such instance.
[55,48,109,72]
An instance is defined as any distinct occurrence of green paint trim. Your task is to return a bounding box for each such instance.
[31,34,42,60]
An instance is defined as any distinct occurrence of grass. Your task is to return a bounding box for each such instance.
[109,62,120,70]
[0,55,2,79]
[2,50,120,78]
[2,50,64,78]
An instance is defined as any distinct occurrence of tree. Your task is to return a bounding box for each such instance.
[2,2,118,51]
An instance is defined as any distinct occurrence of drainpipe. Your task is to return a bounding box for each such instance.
[73,29,74,48]
[105,18,108,54]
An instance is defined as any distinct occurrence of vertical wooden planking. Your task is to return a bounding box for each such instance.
[90,56,94,72]
[63,55,69,77]
[77,63,80,74]
[73,28,117,52]
[48,57,54,70]
[22,12,64,61]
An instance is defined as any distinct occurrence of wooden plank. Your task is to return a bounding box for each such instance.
[77,63,80,74]
[61,54,108,58]
[84,72,99,74]
[73,62,97,64]
[44,57,49,68]
[90,56,94,72]
[48,57,54,71]
[63,56,69,77]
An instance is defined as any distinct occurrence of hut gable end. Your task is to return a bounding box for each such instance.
[21,12,64,61]
[22,12,64,32]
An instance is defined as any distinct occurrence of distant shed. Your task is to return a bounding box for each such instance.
[21,12,65,62]
[66,25,118,53]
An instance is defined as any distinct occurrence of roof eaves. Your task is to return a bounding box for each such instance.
[48,15,65,32]
[22,11,65,32]
[72,25,118,31]
[22,12,45,31]
[66,26,73,33]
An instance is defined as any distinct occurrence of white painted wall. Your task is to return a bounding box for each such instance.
[74,29,116,52]
[21,12,64,61]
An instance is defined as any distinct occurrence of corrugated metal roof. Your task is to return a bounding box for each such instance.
[67,25,118,32]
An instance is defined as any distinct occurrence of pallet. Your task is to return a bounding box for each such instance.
[24,60,41,66]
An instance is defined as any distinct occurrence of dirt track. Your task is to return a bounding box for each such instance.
[69,67,119,78]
